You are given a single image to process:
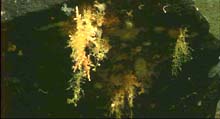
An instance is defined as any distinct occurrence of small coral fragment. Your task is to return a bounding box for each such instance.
[109,72,143,118]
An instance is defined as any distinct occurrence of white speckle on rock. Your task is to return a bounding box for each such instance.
[187,77,191,80]
[197,100,202,106]
[1,11,6,16]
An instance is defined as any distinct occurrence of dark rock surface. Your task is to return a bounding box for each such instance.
[1,0,219,118]
[1,0,67,22]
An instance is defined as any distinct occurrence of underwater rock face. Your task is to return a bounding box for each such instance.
[1,0,66,22]
[194,0,220,40]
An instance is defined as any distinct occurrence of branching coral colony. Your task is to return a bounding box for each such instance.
[67,1,110,106]
[171,27,192,76]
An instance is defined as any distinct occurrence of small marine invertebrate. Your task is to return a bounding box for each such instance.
[61,3,75,16]
[171,27,192,76]
[162,4,170,13]
[67,1,110,106]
